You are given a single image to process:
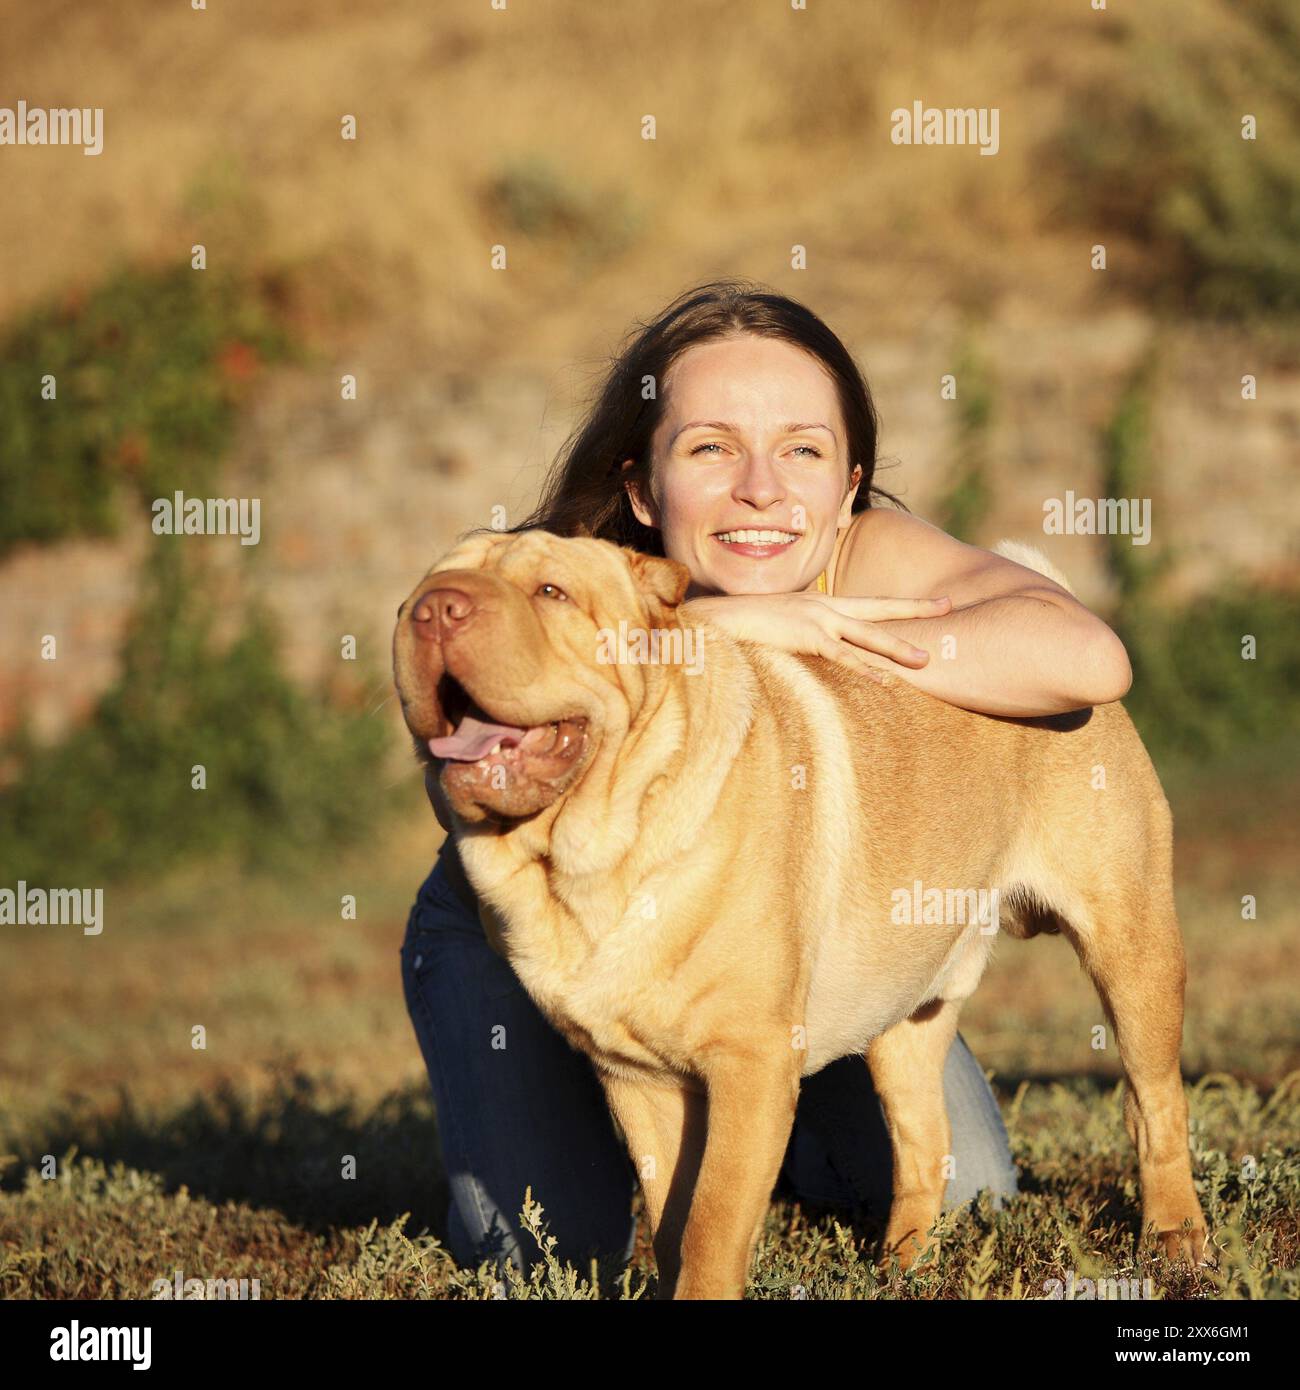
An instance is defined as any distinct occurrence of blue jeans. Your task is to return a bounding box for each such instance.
[400,857,1019,1275]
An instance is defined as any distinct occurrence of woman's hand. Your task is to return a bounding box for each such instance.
[684,592,952,678]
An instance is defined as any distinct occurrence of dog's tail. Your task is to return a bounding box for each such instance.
[992,539,1076,596]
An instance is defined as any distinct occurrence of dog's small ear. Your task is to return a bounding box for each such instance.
[626,549,692,609]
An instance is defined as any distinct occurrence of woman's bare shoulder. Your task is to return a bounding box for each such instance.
[838,506,956,589]
[841,507,1074,605]
[848,506,948,544]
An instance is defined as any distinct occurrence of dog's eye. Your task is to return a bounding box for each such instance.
[535,582,569,602]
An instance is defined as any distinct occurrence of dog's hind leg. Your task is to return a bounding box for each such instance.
[866,996,963,1271]
[1058,881,1210,1267]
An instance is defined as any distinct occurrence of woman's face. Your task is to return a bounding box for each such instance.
[624,333,862,599]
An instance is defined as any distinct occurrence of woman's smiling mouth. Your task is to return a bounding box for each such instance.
[712,528,801,558]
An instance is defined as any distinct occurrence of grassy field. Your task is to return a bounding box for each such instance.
[0,0,1295,1304]
[0,745,1296,1300]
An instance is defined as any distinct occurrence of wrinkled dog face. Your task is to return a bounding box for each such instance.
[393,530,690,823]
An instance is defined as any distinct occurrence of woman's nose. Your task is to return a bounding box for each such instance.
[732,454,785,510]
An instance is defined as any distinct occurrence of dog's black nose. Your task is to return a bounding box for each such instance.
[410,585,475,641]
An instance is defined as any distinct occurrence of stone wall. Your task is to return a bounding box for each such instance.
[2,313,1296,747]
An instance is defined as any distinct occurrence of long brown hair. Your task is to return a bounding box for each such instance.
[475,277,901,556]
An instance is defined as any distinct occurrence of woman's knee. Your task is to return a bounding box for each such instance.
[789,1037,1019,1216]
[401,861,639,1280]
[941,1033,1020,1210]
[446,1171,636,1280]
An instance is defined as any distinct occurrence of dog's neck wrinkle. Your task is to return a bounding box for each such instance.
[543,680,750,955]
[663,622,757,823]
[546,655,674,881]
[470,617,756,954]
[619,622,757,876]
[547,626,755,916]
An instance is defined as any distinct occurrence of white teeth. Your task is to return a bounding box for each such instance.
[489,742,502,755]
[716,529,799,544]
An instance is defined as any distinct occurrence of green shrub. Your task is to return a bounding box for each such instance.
[0,543,389,885]
[935,329,994,543]
[1056,0,1300,317]
[1097,355,1169,605]
[1120,587,1300,763]
[1095,358,1300,759]
[0,263,291,556]
[486,155,642,270]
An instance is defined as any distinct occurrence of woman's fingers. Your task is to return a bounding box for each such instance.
[839,619,930,667]
[809,593,949,670]
[822,594,952,622]
[819,639,890,682]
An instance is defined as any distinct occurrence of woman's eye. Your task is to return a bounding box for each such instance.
[690,441,822,458]
[536,582,569,601]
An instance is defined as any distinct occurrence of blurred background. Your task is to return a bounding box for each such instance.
[0,0,1296,1297]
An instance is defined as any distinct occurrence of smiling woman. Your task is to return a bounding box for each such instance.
[614,327,1129,714]
[400,278,1058,1284]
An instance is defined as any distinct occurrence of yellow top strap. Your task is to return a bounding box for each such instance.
[816,568,828,594]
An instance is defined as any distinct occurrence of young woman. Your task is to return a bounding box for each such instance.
[400,279,1132,1279]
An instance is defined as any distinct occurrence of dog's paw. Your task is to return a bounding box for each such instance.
[887,1236,938,1275]
[881,1202,943,1273]
[1157,1222,1215,1269]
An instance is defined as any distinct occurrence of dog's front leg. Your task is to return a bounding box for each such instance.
[599,1071,708,1299]
[673,1053,801,1300]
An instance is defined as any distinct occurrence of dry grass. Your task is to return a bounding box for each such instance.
[1,0,1295,1302]
[0,756,1296,1299]
[1,0,1167,369]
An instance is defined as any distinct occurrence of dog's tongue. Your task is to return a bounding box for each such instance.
[430,713,527,763]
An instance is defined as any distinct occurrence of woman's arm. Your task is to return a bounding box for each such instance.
[837,510,1131,716]
[687,510,1131,718]
[864,588,1131,716]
